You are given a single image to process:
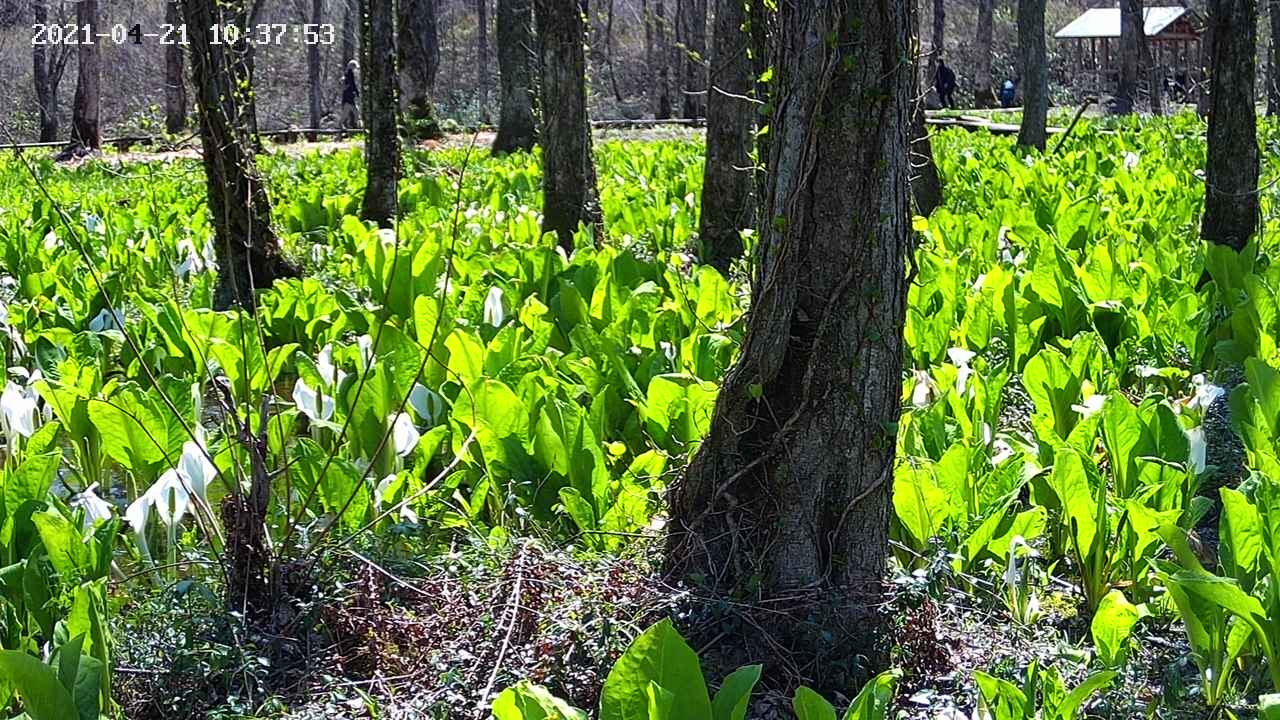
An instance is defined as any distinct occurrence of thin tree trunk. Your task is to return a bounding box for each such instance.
[164,0,187,133]
[494,0,538,153]
[974,0,996,107]
[180,0,296,305]
[308,0,324,131]
[1269,0,1280,115]
[32,0,57,142]
[1198,8,1214,116]
[342,0,357,66]
[912,3,943,216]
[652,0,672,118]
[399,0,443,137]
[1017,0,1047,149]
[478,0,492,122]
[698,0,754,272]
[536,0,603,251]
[644,0,654,95]
[70,0,100,151]
[667,0,911,683]
[605,0,625,102]
[931,0,944,82]
[362,0,401,226]
[1117,0,1141,114]
[1201,0,1259,250]
[677,0,707,118]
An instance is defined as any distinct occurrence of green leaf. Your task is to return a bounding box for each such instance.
[491,681,587,720]
[792,686,837,720]
[0,650,78,720]
[1091,590,1140,668]
[842,669,901,720]
[32,511,91,580]
[599,619,712,720]
[1054,671,1116,720]
[711,665,761,720]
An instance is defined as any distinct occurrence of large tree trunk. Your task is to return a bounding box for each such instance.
[478,0,492,122]
[493,0,538,153]
[308,0,324,132]
[536,0,603,251]
[362,0,401,226]
[973,0,996,107]
[652,0,672,118]
[31,0,58,143]
[1016,0,1047,149]
[181,0,296,306]
[1117,0,1141,114]
[1269,0,1280,115]
[399,0,443,138]
[698,0,754,272]
[677,0,708,118]
[667,0,911,683]
[164,0,187,133]
[1201,0,1258,250]
[70,0,100,151]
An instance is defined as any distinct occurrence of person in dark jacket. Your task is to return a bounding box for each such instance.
[999,79,1017,108]
[936,57,958,109]
[340,60,361,131]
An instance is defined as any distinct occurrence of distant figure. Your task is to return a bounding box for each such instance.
[340,60,361,131]
[999,79,1017,108]
[935,57,958,109]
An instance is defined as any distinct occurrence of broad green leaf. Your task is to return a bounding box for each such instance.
[0,650,77,720]
[491,681,587,720]
[599,619,711,720]
[711,665,761,720]
[792,686,837,720]
[1091,590,1140,667]
[843,669,901,720]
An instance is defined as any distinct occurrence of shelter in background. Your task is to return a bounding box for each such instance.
[1055,7,1203,99]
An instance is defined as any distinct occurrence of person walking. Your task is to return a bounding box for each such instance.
[935,57,958,109]
[340,60,361,133]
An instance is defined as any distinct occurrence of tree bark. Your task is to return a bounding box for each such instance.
[70,0,100,151]
[652,0,672,118]
[1117,0,1141,114]
[536,0,603,251]
[1198,8,1214,116]
[698,0,754,272]
[1017,0,1047,150]
[667,0,911,682]
[494,0,538,153]
[677,0,708,118]
[399,0,443,137]
[164,0,187,133]
[1201,0,1258,251]
[181,0,296,308]
[931,0,944,83]
[1269,0,1280,115]
[362,0,401,227]
[478,0,492,122]
[912,2,943,216]
[973,0,996,107]
[307,0,324,132]
[342,0,357,66]
[31,0,58,143]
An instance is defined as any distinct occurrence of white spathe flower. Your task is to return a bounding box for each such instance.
[293,377,335,422]
[88,308,124,333]
[42,230,59,251]
[910,369,937,408]
[1123,152,1140,170]
[357,335,375,369]
[947,347,977,395]
[408,384,444,424]
[992,438,1015,465]
[1188,374,1225,412]
[174,238,216,278]
[317,344,347,387]
[660,341,676,363]
[1071,393,1106,418]
[70,483,114,535]
[83,213,105,235]
[376,228,397,247]
[1186,427,1207,474]
[389,412,420,457]
[1,382,37,440]
[483,286,506,327]
[177,441,217,508]
[126,443,217,561]
[0,298,7,327]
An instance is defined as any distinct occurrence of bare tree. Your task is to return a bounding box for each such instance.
[1201,0,1258,250]
[69,0,101,151]
[164,0,187,133]
[362,0,401,226]
[179,0,297,307]
[1017,0,1047,149]
[493,0,537,153]
[342,0,358,66]
[913,2,943,215]
[651,0,672,118]
[1117,0,1142,114]
[536,0,603,250]
[399,0,443,137]
[1269,0,1280,115]
[478,0,492,122]
[931,0,944,81]
[698,0,754,271]
[307,0,324,132]
[973,0,996,107]
[667,0,912,679]
[676,0,707,118]
[32,0,71,142]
